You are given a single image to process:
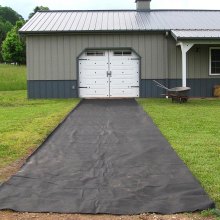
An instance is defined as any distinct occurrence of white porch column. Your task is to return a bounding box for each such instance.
[179,43,194,87]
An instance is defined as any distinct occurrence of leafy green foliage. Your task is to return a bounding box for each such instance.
[0,19,13,42]
[0,64,26,91]
[28,6,49,19]
[0,6,24,62]
[138,98,220,209]
[0,5,23,60]
[1,20,26,64]
[0,6,23,25]
[0,20,13,61]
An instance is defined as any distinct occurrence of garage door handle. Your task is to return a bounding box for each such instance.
[107,71,112,77]
[79,87,88,88]
[131,86,139,88]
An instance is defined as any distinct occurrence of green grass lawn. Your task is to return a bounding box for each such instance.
[0,90,79,177]
[138,98,220,209]
[0,64,26,91]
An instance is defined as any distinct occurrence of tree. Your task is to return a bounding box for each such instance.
[0,6,23,62]
[0,19,13,62]
[1,20,26,64]
[0,19,13,43]
[28,6,49,19]
[0,6,23,25]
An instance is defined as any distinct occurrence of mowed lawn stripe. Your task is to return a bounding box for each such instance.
[0,90,79,177]
[0,64,26,91]
[138,98,220,209]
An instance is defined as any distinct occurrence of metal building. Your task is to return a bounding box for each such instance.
[19,0,220,98]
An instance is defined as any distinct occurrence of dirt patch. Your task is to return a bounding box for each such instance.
[0,148,35,182]
[0,211,215,220]
[0,159,24,182]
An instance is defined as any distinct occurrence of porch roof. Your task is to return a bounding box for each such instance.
[171,30,220,41]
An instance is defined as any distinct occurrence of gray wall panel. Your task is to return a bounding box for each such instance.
[63,36,69,79]
[168,37,182,79]
[144,35,152,79]
[50,37,57,79]
[26,33,220,92]
[168,39,220,79]
[187,45,220,79]
[32,37,38,79]
[57,37,64,80]
[45,37,51,80]
[27,33,168,81]
[26,37,31,80]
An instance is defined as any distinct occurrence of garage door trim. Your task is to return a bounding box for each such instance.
[77,48,141,98]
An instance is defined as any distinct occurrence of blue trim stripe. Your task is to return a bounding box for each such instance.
[27,79,220,98]
[141,79,220,97]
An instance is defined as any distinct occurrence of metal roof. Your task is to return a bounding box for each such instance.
[20,10,220,34]
[171,30,220,40]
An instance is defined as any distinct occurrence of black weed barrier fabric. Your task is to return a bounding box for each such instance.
[0,99,214,214]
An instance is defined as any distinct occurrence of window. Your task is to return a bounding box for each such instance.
[86,51,104,56]
[209,48,220,75]
[113,51,132,56]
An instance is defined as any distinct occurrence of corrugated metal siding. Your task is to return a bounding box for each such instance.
[188,45,220,79]
[27,33,168,81]
[27,33,220,82]
[188,45,209,78]
[20,10,220,33]
[168,37,182,79]
[27,79,220,98]
[141,79,220,97]
[167,38,220,79]
[27,80,77,98]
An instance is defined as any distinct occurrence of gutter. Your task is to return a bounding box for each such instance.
[19,29,170,36]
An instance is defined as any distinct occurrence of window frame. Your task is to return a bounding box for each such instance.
[209,47,220,76]
[86,51,105,56]
[113,51,132,56]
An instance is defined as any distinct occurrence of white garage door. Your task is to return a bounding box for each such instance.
[78,50,140,98]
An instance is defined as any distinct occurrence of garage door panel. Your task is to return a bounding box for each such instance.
[110,88,139,97]
[79,50,140,98]
[79,88,109,98]
[110,60,139,65]
[80,79,108,87]
[79,71,107,79]
[111,65,139,72]
[111,78,139,85]
[79,51,109,98]
[111,76,139,80]
[110,51,139,98]
[110,52,139,97]
[80,79,108,84]
[111,71,139,78]
[80,66,107,71]
[111,67,137,71]
[111,65,138,69]
[80,62,107,70]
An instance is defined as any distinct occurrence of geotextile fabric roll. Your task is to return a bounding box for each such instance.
[0,99,215,214]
